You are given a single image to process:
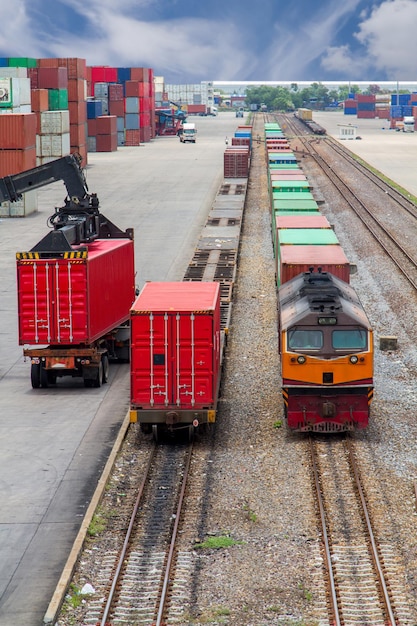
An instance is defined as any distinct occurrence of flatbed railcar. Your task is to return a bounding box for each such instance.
[265,119,373,431]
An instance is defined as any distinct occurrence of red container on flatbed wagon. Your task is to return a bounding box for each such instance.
[130,282,222,429]
[17,239,135,346]
[279,244,351,286]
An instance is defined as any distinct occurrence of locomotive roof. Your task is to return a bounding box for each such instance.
[279,271,371,330]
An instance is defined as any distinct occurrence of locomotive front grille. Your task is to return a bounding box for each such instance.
[323,372,333,384]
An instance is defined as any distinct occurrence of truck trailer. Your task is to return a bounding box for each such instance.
[0,154,135,388]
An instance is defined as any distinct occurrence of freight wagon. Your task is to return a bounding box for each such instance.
[0,154,135,388]
[130,282,224,440]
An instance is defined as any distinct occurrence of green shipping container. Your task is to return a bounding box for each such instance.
[272,192,316,202]
[273,199,319,211]
[48,89,69,111]
[8,57,37,68]
[279,228,339,247]
[268,163,300,170]
[271,180,311,193]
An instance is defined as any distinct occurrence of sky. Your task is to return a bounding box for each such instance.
[0,0,416,83]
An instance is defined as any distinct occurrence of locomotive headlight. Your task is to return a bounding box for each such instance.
[297,355,306,364]
[349,355,359,364]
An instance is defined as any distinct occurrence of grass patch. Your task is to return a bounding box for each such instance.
[87,509,107,537]
[194,535,244,550]
[273,419,283,428]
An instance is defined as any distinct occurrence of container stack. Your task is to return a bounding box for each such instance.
[0,59,37,216]
[86,66,155,145]
[36,110,70,165]
[356,94,376,119]
[343,96,357,115]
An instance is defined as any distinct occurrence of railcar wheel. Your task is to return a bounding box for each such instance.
[31,363,41,389]
[152,424,161,443]
[101,354,109,384]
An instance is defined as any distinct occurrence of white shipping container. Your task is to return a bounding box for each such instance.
[36,133,70,157]
[0,189,37,217]
[40,110,70,135]
[0,67,28,78]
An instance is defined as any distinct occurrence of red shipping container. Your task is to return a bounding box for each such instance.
[90,66,106,83]
[87,118,97,136]
[38,66,68,89]
[0,147,36,177]
[125,129,141,146]
[68,100,87,124]
[96,133,118,152]
[17,239,134,346]
[31,89,49,113]
[108,83,124,101]
[58,57,87,79]
[125,80,141,98]
[140,127,152,143]
[279,245,350,286]
[104,67,118,83]
[70,122,86,147]
[357,110,376,119]
[0,113,37,149]
[130,67,150,82]
[130,282,221,409]
[67,78,86,102]
[28,67,39,89]
[109,100,125,117]
[139,112,151,127]
[37,57,60,68]
[139,96,151,112]
[96,115,117,135]
[276,215,331,229]
[187,104,206,114]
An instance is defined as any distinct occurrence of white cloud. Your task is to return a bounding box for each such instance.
[321,0,417,78]
[260,1,363,79]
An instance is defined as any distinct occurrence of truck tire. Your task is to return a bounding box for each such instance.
[31,363,41,389]
[40,366,49,388]
[101,354,109,384]
[93,362,103,388]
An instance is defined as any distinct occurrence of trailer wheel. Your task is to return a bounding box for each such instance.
[31,363,41,388]
[101,354,109,384]
[93,362,103,388]
[40,367,49,388]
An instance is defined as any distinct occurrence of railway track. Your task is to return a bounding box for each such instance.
[278,113,417,290]
[309,435,412,625]
[82,442,192,626]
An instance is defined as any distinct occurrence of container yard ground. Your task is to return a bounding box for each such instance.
[0,112,239,626]
[310,110,417,198]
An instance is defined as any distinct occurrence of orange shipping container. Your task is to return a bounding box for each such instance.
[0,147,36,177]
[37,57,60,68]
[67,78,86,102]
[0,113,37,149]
[58,57,87,80]
[130,67,150,82]
[96,133,117,152]
[31,89,49,113]
[96,115,117,135]
[70,123,86,146]
[68,100,87,124]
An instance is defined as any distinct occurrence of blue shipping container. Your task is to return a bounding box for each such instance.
[125,113,140,130]
[125,97,139,114]
[0,58,8,67]
[344,108,357,115]
[87,99,103,119]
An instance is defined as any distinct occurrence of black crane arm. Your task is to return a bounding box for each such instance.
[0,153,89,204]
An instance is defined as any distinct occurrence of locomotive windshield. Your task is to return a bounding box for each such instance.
[288,329,323,350]
[332,329,367,350]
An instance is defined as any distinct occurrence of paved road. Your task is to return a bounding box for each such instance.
[0,112,241,626]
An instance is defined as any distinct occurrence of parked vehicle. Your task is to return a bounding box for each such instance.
[180,122,197,143]
[0,154,135,388]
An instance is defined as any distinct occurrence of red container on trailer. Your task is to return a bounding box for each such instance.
[17,239,135,346]
[279,244,350,285]
[130,282,221,410]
